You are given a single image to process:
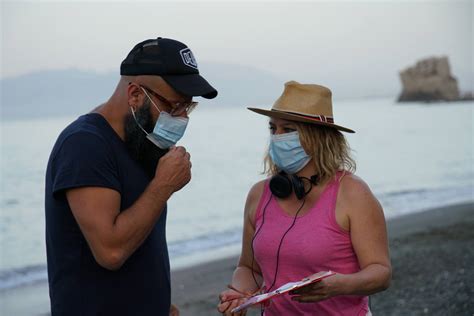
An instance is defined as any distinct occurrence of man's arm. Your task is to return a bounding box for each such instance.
[66,146,191,271]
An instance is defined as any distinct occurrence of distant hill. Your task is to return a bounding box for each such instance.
[0,63,284,120]
[1,70,118,119]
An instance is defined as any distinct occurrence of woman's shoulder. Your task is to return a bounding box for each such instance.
[244,179,269,222]
[339,172,370,189]
[246,179,268,204]
[339,173,375,202]
[338,172,382,215]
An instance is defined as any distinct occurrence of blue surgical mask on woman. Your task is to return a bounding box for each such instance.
[269,131,311,174]
[130,88,189,149]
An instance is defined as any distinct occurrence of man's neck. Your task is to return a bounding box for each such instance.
[94,99,127,141]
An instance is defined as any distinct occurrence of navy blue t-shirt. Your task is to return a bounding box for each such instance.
[45,113,170,316]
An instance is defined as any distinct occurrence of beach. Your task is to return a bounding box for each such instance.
[1,202,473,316]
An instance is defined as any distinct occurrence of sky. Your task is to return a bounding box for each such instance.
[1,0,473,96]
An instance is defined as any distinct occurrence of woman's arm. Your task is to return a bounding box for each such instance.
[291,175,391,302]
[217,181,266,314]
[342,175,392,295]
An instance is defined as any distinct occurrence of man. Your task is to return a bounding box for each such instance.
[45,37,217,315]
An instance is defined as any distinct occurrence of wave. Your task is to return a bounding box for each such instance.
[168,228,241,257]
[378,185,473,219]
[0,264,47,291]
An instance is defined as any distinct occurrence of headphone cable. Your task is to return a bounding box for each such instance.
[250,194,272,289]
[251,194,306,315]
[266,197,306,292]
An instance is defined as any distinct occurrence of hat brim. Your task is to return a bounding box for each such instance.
[247,107,355,133]
[161,74,217,99]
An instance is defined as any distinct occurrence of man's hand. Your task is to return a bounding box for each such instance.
[153,146,192,195]
[169,304,179,316]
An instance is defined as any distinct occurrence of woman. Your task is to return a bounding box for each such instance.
[217,81,391,315]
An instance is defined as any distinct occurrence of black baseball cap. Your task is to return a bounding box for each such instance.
[120,37,217,99]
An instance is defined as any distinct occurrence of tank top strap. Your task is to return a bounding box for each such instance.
[316,170,352,234]
[254,179,272,223]
[319,170,349,217]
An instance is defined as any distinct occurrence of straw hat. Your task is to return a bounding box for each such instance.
[248,81,355,133]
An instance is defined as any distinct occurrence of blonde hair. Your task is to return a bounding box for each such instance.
[263,122,356,184]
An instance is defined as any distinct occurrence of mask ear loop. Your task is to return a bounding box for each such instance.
[130,86,164,136]
[129,106,150,135]
[141,87,162,114]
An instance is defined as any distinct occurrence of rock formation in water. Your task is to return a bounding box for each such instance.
[398,56,460,102]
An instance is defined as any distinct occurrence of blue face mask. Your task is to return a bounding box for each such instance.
[130,88,189,149]
[269,131,311,174]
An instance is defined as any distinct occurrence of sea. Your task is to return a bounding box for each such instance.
[0,98,473,291]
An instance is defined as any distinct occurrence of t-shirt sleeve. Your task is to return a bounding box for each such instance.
[51,131,122,196]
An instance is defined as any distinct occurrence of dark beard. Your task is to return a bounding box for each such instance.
[124,100,168,178]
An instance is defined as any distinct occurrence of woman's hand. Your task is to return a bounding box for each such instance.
[217,289,248,315]
[169,303,179,316]
[289,273,347,303]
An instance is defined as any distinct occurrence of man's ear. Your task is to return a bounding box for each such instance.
[127,83,145,107]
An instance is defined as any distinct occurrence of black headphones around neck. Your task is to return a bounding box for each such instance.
[269,171,319,200]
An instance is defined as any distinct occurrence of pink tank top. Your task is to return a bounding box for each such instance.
[253,171,369,316]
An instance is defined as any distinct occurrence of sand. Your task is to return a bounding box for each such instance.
[1,202,472,316]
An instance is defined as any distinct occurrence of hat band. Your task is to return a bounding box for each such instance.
[281,111,334,123]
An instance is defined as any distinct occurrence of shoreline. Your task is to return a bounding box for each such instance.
[1,201,472,315]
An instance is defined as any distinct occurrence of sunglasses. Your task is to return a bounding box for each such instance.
[140,85,198,116]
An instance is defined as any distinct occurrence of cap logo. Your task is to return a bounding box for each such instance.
[179,48,198,69]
